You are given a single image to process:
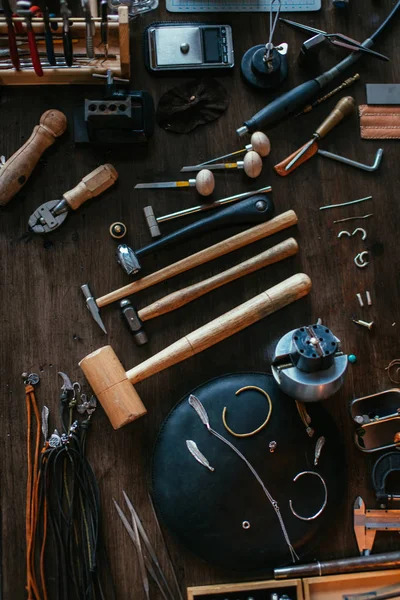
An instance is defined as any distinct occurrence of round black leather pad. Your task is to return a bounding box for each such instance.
[151,373,344,570]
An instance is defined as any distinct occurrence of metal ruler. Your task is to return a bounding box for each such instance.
[166,0,321,13]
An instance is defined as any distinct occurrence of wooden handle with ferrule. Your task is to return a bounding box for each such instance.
[63,164,118,211]
[138,238,299,322]
[316,96,355,139]
[96,210,298,308]
[127,273,312,384]
[0,109,67,206]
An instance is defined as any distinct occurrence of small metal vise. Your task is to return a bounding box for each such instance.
[74,70,155,144]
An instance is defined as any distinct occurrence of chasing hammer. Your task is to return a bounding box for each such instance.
[0,109,67,206]
[82,209,299,333]
[120,237,299,345]
[116,193,274,276]
[79,273,312,429]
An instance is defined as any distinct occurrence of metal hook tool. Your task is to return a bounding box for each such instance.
[317,148,383,172]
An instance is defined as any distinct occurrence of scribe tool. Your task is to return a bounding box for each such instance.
[2,0,21,69]
[135,169,215,197]
[28,164,118,234]
[285,96,355,171]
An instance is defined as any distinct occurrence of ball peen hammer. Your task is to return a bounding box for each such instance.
[79,272,312,429]
[81,210,299,333]
[120,237,299,345]
[0,109,67,206]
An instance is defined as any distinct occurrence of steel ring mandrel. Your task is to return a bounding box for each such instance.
[289,470,328,521]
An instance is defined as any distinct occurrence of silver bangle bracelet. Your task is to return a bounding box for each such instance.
[289,470,328,521]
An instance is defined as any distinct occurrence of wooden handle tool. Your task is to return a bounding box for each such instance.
[138,238,299,321]
[79,272,312,429]
[62,164,118,211]
[96,210,298,308]
[28,164,118,234]
[285,96,356,171]
[0,109,67,206]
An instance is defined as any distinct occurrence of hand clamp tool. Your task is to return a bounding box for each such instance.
[28,164,118,233]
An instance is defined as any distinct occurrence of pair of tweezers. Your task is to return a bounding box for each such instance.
[280,18,390,62]
[113,491,183,600]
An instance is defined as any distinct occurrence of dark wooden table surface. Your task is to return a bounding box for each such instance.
[1,1,400,597]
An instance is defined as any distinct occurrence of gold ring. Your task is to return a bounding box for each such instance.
[222,385,272,438]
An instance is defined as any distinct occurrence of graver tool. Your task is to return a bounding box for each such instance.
[0,109,67,206]
[144,186,272,237]
[28,164,118,233]
[120,238,299,346]
[82,210,298,333]
[285,96,355,171]
[354,496,400,555]
[116,193,275,276]
[79,273,312,429]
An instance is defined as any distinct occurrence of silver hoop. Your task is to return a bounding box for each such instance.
[289,470,328,521]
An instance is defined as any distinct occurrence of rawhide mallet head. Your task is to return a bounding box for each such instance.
[79,345,147,429]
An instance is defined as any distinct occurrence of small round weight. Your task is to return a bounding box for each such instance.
[195,169,215,196]
[109,222,127,239]
[251,131,271,157]
[243,151,263,178]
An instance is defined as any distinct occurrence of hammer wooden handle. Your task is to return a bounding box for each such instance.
[63,164,118,211]
[138,238,299,322]
[96,210,298,308]
[127,273,312,384]
[0,109,67,206]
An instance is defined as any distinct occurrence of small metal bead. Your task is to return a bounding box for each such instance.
[269,440,277,453]
[242,520,251,529]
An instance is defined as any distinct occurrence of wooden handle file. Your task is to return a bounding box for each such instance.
[0,109,67,206]
[126,273,312,385]
[63,164,118,210]
[138,238,299,322]
[96,210,298,308]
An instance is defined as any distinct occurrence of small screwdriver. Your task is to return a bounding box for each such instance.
[285,96,355,171]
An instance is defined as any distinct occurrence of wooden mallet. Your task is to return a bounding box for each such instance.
[79,273,312,429]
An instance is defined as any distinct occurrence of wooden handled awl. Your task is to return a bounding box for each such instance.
[28,164,118,234]
[0,109,67,206]
[79,273,312,429]
[285,96,356,171]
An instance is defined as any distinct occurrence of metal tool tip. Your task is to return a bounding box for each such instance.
[236,125,249,137]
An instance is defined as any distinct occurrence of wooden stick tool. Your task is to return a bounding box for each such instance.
[81,209,298,333]
[121,237,299,346]
[79,272,312,429]
[0,109,67,205]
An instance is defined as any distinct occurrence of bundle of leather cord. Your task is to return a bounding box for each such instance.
[24,372,115,600]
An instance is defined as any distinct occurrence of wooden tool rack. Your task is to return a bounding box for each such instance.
[0,5,129,85]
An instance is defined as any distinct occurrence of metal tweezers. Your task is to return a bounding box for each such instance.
[113,490,183,600]
[279,18,390,62]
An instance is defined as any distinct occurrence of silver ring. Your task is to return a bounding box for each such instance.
[242,520,251,530]
[289,470,328,521]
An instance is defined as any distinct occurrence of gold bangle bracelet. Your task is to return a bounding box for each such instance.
[222,385,272,438]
